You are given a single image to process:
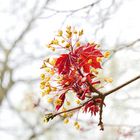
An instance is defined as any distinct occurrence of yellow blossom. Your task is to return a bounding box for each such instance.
[47,45,52,48]
[41,91,45,97]
[96,44,100,48]
[57,81,61,84]
[57,76,63,80]
[45,67,51,72]
[51,39,59,45]
[41,63,47,69]
[88,59,92,64]
[66,25,71,31]
[64,119,69,124]
[45,86,51,94]
[55,98,62,106]
[89,41,95,45]
[62,113,68,118]
[45,76,50,81]
[69,113,73,117]
[66,32,72,38]
[76,41,80,47]
[73,29,77,34]
[62,107,66,111]
[66,43,71,48]
[47,98,53,103]
[45,81,50,86]
[76,100,81,104]
[75,124,80,129]
[61,40,65,43]
[51,87,57,91]
[43,116,48,123]
[66,101,71,106]
[40,83,45,89]
[96,57,103,62]
[57,76,63,84]
[104,51,111,58]
[90,68,98,74]
[40,74,45,80]
[104,77,113,83]
[49,58,56,66]
[79,29,84,36]
[49,70,55,75]
[51,47,55,51]
[58,30,63,36]
[74,121,80,129]
[74,121,79,126]
[66,26,72,38]
[40,81,45,85]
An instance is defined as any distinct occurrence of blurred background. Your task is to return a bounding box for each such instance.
[0,0,140,140]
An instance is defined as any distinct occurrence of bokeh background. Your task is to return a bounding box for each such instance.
[0,0,140,140]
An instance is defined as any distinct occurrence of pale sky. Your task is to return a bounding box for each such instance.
[0,0,140,140]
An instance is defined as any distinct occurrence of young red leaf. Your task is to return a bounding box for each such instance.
[55,54,71,74]
[74,43,103,73]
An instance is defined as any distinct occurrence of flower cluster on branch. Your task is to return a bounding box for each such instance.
[39,26,140,130]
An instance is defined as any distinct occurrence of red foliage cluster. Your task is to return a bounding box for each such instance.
[55,43,103,113]
[55,43,103,74]
[40,27,111,125]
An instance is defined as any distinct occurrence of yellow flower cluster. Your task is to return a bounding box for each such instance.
[46,26,85,52]
[63,115,81,129]
[40,58,58,97]
[61,107,74,118]
[104,77,113,83]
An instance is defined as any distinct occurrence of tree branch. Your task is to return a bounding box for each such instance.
[98,97,105,130]
[104,75,140,97]
[45,0,102,13]
[45,75,140,125]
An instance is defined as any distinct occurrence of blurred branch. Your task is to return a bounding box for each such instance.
[103,38,140,65]
[112,38,140,53]
[45,0,102,13]
[104,75,140,96]
[27,120,61,140]
[6,96,34,129]
[0,41,5,51]
[0,0,51,105]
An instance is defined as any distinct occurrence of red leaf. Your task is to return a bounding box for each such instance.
[86,73,95,82]
[83,64,90,73]
[55,54,71,74]
[61,70,77,88]
[74,43,103,73]
[83,101,99,116]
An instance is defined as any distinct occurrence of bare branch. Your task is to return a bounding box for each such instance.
[45,0,102,13]
[112,38,140,53]
[104,75,140,96]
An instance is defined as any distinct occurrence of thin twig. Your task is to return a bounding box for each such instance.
[98,97,105,130]
[45,0,102,13]
[104,75,140,97]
